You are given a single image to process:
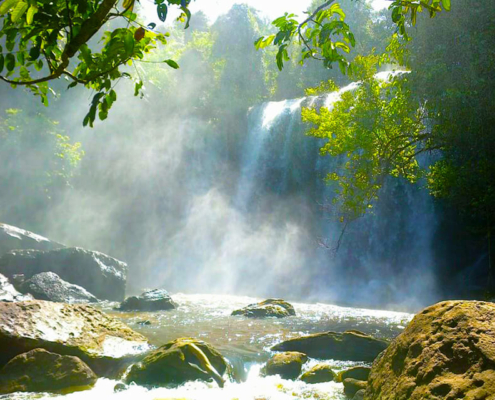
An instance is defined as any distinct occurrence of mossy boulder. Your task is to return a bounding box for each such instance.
[0,247,127,301]
[117,289,176,311]
[126,338,228,387]
[21,272,98,303]
[0,273,32,302]
[272,330,388,362]
[344,378,367,398]
[353,389,365,400]
[262,352,308,380]
[232,299,295,318]
[0,223,64,257]
[0,300,150,377]
[0,348,97,394]
[338,366,371,382]
[300,364,336,383]
[365,300,495,400]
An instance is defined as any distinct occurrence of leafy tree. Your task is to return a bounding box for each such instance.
[0,0,191,126]
[257,0,452,73]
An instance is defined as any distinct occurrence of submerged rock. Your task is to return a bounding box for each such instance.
[126,338,228,388]
[231,299,296,318]
[271,330,388,362]
[0,223,64,257]
[352,389,365,400]
[0,273,32,302]
[0,247,127,301]
[0,300,150,377]
[338,366,371,382]
[343,378,367,398]
[0,349,97,394]
[300,364,336,384]
[117,289,176,311]
[262,352,308,380]
[21,272,98,303]
[366,300,495,400]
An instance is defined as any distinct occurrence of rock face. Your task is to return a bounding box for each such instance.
[21,272,98,303]
[0,273,32,302]
[0,300,150,377]
[263,352,308,380]
[0,223,64,257]
[300,364,336,384]
[0,247,127,301]
[338,366,371,382]
[366,301,495,400]
[0,349,97,394]
[126,338,228,388]
[117,289,176,311]
[272,330,388,362]
[232,299,296,318]
[344,378,367,398]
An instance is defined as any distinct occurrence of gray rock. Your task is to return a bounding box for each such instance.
[343,378,367,398]
[0,273,32,302]
[0,300,150,377]
[0,223,64,257]
[272,330,388,362]
[0,349,97,394]
[353,389,365,400]
[232,299,296,318]
[0,247,127,301]
[117,289,177,311]
[21,272,98,303]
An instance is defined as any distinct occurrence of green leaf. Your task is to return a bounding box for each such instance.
[0,55,4,73]
[16,51,25,65]
[26,4,37,24]
[11,1,28,22]
[29,46,40,61]
[181,6,191,29]
[0,0,18,15]
[124,31,134,57]
[164,59,179,69]
[5,53,15,71]
[123,0,134,10]
[157,3,167,22]
[441,0,451,11]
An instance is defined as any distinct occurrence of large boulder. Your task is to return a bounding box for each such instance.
[0,300,150,377]
[262,352,308,380]
[300,364,336,384]
[232,299,296,318]
[21,272,98,303]
[126,338,228,388]
[117,289,176,311]
[0,223,64,257]
[366,301,495,400]
[0,349,97,394]
[0,273,32,302]
[0,247,127,301]
[272,330,388,362]
[338,366,371,382]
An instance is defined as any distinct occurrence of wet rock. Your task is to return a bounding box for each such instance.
[366,300,495,400]
[126,338,228,388]
[338,366,371,382]
[0,348,97,394]
[0,300,150,377]
[232,299,295,318]
[117,289,176,311]
[0,223,64,257]
[21,272,98,303]
[343,378,367,398]
[0,273,32,302]
[271,330,388,362]
[300,364,336,383]
[113,383,127,392]
[262,352,308,380]
[0,247,127,301]
[353,389,365,400]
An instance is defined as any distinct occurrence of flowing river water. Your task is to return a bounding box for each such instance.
[4,294,413,400]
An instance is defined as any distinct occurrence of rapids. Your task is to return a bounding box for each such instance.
[2,294,412,400]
